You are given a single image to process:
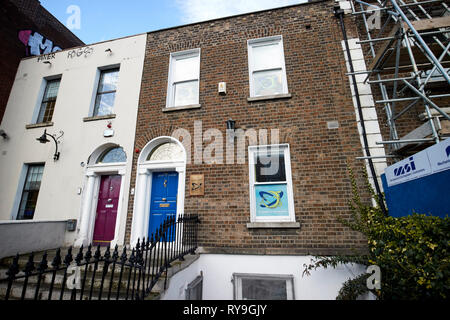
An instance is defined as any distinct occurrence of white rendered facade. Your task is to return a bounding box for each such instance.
[0,34,147,247]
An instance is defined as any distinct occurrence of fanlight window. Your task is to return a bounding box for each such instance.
[147,142,183,161]
[96,147,126,164]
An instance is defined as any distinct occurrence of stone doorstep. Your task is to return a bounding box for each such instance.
[0,284,154,301]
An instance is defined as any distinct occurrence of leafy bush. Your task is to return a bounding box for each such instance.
[303,167,450,300]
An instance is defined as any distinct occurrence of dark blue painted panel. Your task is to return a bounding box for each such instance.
[149,172,179,240]
[382,170,450,218]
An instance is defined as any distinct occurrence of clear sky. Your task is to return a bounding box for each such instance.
[40,0,304,45]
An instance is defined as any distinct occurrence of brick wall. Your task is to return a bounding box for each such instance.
[0,0,84,123]
[127,0,370,256]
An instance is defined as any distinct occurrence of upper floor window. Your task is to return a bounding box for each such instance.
[37,78,60,123]
[17,164,44,220]
[166,49,200,108]
[247,36,288,97]
[93,68,120,116]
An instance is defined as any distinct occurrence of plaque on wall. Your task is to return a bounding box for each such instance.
[190,174,204,196]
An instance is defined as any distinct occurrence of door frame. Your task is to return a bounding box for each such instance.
[130,136,186,247]
[76,163,126,248]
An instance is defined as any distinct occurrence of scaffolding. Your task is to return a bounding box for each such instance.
[349,0,450,156]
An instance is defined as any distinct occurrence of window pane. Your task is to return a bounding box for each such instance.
[255,151,286,183]
[94,92,116,116]
[252,42,282,70]
[98,69,119,93]
[37,79,60,123]
[242,278,287,300]
[253,69,283,97]
[255,183,289,217]
[96,147,126,164]
[17,165,44,220]
[174,80,199,106]
[43,80,60,100]
[174,55,199,82]
[37,100,56,123]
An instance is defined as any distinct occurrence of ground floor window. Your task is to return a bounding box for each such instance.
[17,164,44,220]
[186,274,203,300]
[248,144,296,223]
[233,273,294,300]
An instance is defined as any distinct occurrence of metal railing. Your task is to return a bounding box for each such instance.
[0,214,199,300]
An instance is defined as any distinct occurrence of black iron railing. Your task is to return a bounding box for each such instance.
[0,214,199,300]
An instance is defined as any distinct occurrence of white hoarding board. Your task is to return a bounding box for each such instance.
[385,138,450,187]
[427,138,450,174]
[385,151,432,187]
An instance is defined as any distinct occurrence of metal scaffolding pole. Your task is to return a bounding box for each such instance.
[350,0,450,154]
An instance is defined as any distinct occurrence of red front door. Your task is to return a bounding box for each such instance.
[93,175,121,246]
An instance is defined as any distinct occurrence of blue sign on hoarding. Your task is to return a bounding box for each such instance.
[382,139,450,218]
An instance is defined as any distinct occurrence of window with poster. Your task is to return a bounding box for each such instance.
[248,144,296,223]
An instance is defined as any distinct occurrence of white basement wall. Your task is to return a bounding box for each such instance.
[161,254,369,300]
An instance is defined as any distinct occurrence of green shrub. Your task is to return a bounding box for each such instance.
[303,167,450,300]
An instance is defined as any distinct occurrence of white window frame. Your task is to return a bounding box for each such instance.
[92,66,120,117]
[247,35,288,98]
[248,144,295,223]
[166,48,201,108]
[233,273,295,300]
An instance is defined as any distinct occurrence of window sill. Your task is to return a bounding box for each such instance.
[247,93,292,102]
[25,122,54,129]
[83,114,116,122]
[162,104,201,112]
[246,221,300,229]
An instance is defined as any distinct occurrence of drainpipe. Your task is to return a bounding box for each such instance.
[334,6,388,216]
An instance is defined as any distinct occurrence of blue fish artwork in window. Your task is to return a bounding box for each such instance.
[259,191,283,208]
[255,184,289,217]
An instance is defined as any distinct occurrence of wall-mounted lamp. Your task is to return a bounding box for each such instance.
[226,119,236,142]
[0,129,8,140]
[105,48,112,54]
[36,129,64,161]
[43,61,52,66]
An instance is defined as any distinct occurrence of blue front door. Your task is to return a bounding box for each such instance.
[149,171,179,239]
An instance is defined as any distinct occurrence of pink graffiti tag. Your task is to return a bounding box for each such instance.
[18,30,62,56]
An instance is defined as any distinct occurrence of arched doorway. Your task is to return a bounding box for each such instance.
[75,144,127,247]
[130,137,186,246]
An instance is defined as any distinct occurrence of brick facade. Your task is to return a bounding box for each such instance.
[0,0,84,123]
[127,0,370,256]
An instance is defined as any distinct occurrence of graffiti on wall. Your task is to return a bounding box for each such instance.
[18,30,62,56]
[67,46,93,59]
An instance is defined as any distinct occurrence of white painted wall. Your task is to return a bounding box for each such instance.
[161,254,368,300]
[0,34,147,247]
